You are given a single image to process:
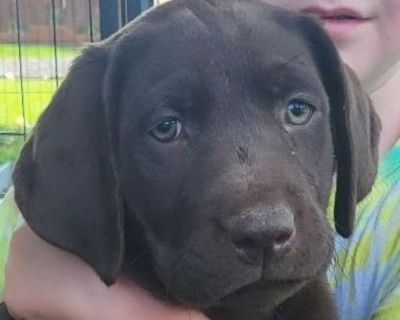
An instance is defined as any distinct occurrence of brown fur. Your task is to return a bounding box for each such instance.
[4,1,380,319]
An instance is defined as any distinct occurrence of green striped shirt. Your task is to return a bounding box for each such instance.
[329,139,400,319]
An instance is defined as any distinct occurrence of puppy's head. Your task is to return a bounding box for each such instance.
[13,0,380,311]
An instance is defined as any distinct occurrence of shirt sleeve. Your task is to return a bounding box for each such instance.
[372,284,400,319]
[0,188,23,301]
[331,177,400,320]
[372,205,400,320]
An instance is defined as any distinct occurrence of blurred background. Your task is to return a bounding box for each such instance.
[0,0,173,199]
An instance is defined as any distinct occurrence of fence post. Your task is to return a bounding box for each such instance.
[99,0,120,40]
[126,0,153,22]
[99,0,153,39]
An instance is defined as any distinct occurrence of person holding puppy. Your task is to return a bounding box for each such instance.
[266,2,399,319]
[2,0,400,319]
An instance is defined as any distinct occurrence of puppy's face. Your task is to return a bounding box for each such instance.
[13,0,380,313]
[111,2,335,307]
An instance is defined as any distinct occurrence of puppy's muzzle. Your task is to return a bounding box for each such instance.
[221,205,296,265]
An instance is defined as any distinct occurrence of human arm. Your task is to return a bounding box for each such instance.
[4,224,209,320]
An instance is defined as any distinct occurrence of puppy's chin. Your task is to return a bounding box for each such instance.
[149,230,333,309]
[169,274,307,310]
[161,267,262,308]
[157,246,333,309]
[161,257,310,309]
[219,278,307,309]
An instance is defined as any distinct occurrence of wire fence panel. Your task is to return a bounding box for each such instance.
[99,0,153,39]
[0,0,102,167]
[0,0,100,135]
[0,0,153,166]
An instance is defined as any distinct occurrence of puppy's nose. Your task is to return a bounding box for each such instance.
[227,206,295,264]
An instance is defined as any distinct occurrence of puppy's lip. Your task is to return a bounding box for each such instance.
[234,276,308,296]
[261,277,306,284]
[219,277,307,307]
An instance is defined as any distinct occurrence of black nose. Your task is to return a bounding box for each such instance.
[226,206,295,264]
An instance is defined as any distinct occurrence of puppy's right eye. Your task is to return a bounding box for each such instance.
[285,100,314,126]
[151,118,182,142]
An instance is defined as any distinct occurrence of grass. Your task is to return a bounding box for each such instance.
[0,42,73,163]
[0,78,57,129]
[0,43,78,59]
[0,44,79,163]
[0,78,58,162]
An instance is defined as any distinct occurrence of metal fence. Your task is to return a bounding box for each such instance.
[0,0,153,170]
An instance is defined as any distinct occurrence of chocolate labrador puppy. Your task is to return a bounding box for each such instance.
[3,0,380,319]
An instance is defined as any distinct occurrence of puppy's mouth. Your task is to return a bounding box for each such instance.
[219,277,307,308]
[217,257,331,308]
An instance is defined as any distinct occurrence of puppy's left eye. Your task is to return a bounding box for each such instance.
[285,100,314,125]
[151,118,182,142]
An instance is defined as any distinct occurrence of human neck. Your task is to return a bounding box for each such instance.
[367,62,400,157]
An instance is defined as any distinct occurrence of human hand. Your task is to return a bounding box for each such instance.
[5,224,209,320]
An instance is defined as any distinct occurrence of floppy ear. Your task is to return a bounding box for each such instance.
[12,46,124,285]
[299,17,381,237]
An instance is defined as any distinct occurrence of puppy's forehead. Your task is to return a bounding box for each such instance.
[118,0,316,77]
[113,0,325,119]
